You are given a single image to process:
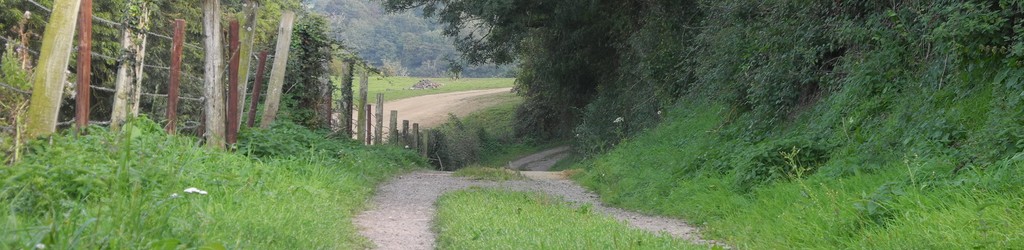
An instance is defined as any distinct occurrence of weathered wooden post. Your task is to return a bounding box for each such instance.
[75,0,92,132]
[339,60,354,136]
[374,93,383,145]
[25,0,82,137]
[166,19,185,134]
[365,104,372,145]
[259,11,297,128]
[246,51,268,128]
[356,70,368,142]
[412,123,420,151]
[202,0,227,148]
[235,0,259,130]
[110,1,150,130]
[422,130,430,157]
[402,120,410,146]
[226,20,240,145]
[389,110,398,144]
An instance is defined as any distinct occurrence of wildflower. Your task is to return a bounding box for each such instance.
[613,117,624,123]
[404,145,409,149]
[575,133,580,137]
[170,193,181,199]
[35,243,45,249]
[184,187,208,195]
[657,110,662,115]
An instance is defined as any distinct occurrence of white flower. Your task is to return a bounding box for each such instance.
[613,117,624,123]
[35,243,45,249]
[170,193,181,199]
[184,187,208,195]
[657,110,662,115]
[575,133,580,137]
[404,145,409,149]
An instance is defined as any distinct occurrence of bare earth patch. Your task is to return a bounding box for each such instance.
[354,148,720,249]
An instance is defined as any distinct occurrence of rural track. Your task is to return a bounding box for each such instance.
[354,147,719,249]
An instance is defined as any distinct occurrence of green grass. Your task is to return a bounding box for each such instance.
[574,101,1024,249]
[0,118,422,249]
[338,76,515,102]
[452,166,526,181]
[435,188,706,249]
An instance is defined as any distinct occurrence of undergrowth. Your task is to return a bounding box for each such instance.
[0,118,422,249]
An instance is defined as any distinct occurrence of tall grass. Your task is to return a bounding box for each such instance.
[435,188,705,250]
[0,118,422,249]
[575,101,1024,248]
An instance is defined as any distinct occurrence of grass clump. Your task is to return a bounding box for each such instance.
[452,166,525,181]
[435,188,705,250]
[0,118,422,249]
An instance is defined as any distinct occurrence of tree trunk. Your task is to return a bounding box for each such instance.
[236,0,259,130]
[26,0,81,138]
[259,11,296,129]
[203,0,226,149]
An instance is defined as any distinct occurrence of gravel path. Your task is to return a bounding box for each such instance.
[353,170,717,249]
[508,146,571,171]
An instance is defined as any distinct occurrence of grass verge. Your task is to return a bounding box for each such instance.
[575,102,1024,249]
[434,188,705,249]
[452,167,525,181]
[0,118,422,249]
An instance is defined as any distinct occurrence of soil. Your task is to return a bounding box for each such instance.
[354,148,720,249]
[380,88,512,129]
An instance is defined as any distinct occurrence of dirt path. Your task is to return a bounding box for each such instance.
[508,146,571,171]
[354,149,718,249]
[380,88,512,129]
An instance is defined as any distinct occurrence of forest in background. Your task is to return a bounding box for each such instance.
[306,0,513,77]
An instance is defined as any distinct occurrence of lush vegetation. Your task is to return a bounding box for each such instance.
[0,118,422,249]
[435,188,703,250]
[383,0,1024,248]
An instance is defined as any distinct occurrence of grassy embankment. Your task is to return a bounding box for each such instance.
[335,76,514,102]
[0,118,422,249]
[573,90,1024,248]
[434,188,704,249]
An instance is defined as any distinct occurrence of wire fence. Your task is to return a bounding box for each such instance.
[5,0,215,134]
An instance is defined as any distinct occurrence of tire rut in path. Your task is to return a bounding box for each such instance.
[353,170,717,249]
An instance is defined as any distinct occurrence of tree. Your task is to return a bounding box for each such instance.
[109,0,150,131]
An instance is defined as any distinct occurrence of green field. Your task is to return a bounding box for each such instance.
[336,76,515,102]
[435,188,704,249]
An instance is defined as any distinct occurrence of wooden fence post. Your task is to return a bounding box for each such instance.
[75,0,92,132]
[226,20,240,145]
[235,0,259,130]
[422,130,430,157]
[25,0,82,137]
[356,70,368,143]
[339,60,354,136]
[259,11,296,128]
[412,123,420,151]
[374,93,383,145]
[166,19,185,134]
[365,104,372,145]
[402,120,409,146]
[246,51,268,128]
[202,0,226,149]
[389,110,398,144]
